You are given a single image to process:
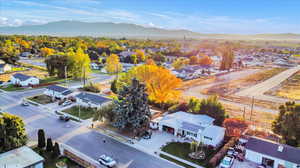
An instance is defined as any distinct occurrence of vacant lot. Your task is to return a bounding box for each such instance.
[268,71,300,100]
[202,68,286,96]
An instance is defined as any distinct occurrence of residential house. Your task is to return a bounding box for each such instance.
[44,85,72,99]
[245,137,300,168]
[0,63,12,73]
[75,92,111,108]
[11,73,40,86]
[20,51,32,57]
[152,111,225,147]
[0,146,44,168]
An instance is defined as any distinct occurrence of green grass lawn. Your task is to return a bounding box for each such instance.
[62,106,97,120]
[40,77,67,84]
[28,95,54,104]
[33,148,79,168]
[161,142,217,167]
[0,84,25,91]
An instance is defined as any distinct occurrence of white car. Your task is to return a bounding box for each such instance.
[62,100,72,107]
[98,154,117,167]
[219,155,234,168]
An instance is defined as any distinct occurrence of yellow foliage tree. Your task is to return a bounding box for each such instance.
[120,64,182,105]
[67,48,91,79]
[105,54,123,73]
[40,47,55,57]
[172,58,189,70]
[135,49,146,62]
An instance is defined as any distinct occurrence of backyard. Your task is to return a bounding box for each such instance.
[62,106,97,120]
[161,142,218,167]
[28,95,54,104]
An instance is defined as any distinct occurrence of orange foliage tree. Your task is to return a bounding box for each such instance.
[223,118,248,137]
[40,47,55,57]
[120,64,182,106]
[199,55,213,66]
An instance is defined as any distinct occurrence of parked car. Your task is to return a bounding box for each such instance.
[22,102,29,106]
[227,147,239,158]
[59,115,70,122]
[62,100,72,107]
[98,154,117,167]
[219,155,234,168]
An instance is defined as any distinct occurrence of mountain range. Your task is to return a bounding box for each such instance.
[0,21,300,40]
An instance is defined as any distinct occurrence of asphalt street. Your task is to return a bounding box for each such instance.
[0,90,181,168]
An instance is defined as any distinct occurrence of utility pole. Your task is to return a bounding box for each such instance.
[243,106,246,121]
[64,66,68,88]
[250,96,254,122]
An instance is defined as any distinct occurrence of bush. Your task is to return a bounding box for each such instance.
[82,82,101,93]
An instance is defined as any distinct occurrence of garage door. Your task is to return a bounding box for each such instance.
[162,125,175,134]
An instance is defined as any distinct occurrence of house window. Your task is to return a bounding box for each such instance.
[186,131,197,138]
[204,136,212,141]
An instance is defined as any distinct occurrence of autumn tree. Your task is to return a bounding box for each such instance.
[105,54,123,73]
[68,47,91,80]
[119,64,182,106]
[199,55,213,66]
[145,58,156,65]
[189,56,199,65]
[272,102,300,147]
[45,54,70,78]
[0,40,20,64]
[223,118,248,137]
[0,113,27,153]
[112,78,151,136]
[217,43,235,70]
[135,49,146,62]
[172,58,190,70]
[41,47,55,57]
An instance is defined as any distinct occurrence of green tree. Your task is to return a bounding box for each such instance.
[37,129,46,149]
[112,78,151,136]
[52,142,60,158]
[46,138,53,152]
[110,79,118,94]
[45,54,70,78]
[272,102,300,147]
[0,113,27,153]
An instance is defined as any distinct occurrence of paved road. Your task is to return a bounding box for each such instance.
[0,91,180,168]
[235,65,300,103]
[184,68,278,114]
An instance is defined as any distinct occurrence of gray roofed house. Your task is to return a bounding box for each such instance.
[44,85,72,99]
[76,92,111,108]
[0,63,12,73]
[0,146,44,168]
[245,137,300,167]
[12,73,32,81]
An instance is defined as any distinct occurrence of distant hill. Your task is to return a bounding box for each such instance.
[0,21,300,40]
[0,21,201,39]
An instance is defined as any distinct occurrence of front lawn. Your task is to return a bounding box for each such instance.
[40,77,66,84]
[28,95,54,104]
[62,106,97,120]
[161,142,217,167]
[33,148,79,168]
[0,84,25,91]
[160,154,195,168]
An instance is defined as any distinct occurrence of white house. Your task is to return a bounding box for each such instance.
[153,111,225,147]
[0,146,44,168]
[44,85,72,99]
[11,73,40,86]
[0,63,12,73]
[245,137,300,168]
[75,92,112,109]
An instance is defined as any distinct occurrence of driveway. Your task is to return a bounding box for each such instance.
[232,159,260,168]
[236,65,300,103]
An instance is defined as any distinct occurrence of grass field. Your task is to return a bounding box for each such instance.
[62,106,97,120]
[0,84,25,91]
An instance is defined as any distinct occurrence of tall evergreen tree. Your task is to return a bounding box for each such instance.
[52,142,61,158]
[46,138,53,152]
[37,129,46,149]
[112,78,151,136]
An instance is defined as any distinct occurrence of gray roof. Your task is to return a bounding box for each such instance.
[12,73,35,81]
[0,64,5,68]
[0,146,44,168]
[47,85,72,95]
[246,137,300,164]
[181,121,205,132]
[76,92,111,105]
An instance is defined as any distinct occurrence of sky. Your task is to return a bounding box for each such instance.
[0,0,300,34]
